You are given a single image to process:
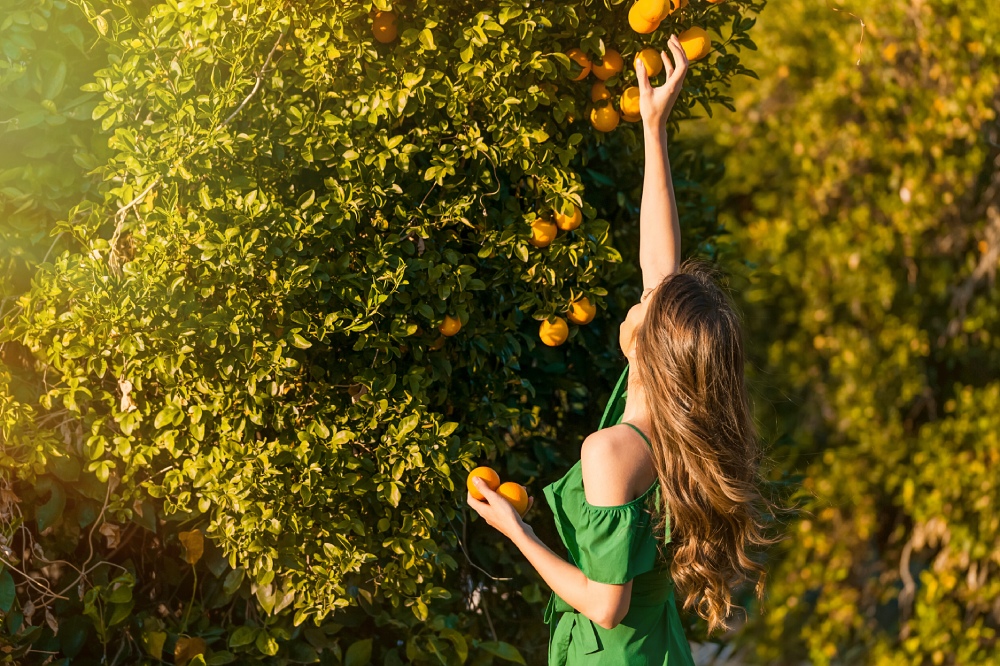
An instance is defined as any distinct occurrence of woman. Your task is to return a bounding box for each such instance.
[468,34,774,665]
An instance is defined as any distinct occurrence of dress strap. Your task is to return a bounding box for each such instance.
[621,421,653,450]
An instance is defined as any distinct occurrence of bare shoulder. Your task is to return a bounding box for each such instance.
[580,427,651,507]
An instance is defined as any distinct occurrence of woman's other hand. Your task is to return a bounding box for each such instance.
[636,34,689,129]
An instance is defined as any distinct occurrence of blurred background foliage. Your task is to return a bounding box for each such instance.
[694,0,1000,662]
[0,0,761,663]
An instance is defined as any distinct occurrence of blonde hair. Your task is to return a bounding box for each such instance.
[634,257,779,634]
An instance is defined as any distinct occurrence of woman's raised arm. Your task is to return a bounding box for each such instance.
[636,35,689,293]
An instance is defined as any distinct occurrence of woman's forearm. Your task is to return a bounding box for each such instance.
[509,524,608,626]
[639,121,681,288]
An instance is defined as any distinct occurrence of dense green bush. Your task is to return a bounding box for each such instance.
[0,0,760,662]
[700,0,1000,662]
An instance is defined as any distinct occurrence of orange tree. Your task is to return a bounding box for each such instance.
[0,0,761,662]
[700,0,1000,663]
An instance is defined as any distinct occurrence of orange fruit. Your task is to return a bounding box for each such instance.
[539,317,569,346]
[567,297,597,325]
[566,48,592,81]
[591,81,612,102]
[622,112,641,123]
[638,0,673,21]
[678,26,711,61]
[554,204,582,231]
[590,105,619,132]
[671,0,691,10]
[439,315,461,337]
[530,218,558,247]
[628,3,660,34]
[468,467,501,501]
[372,11,398,43]
[429,335,447,351]
[592,49,624,80]
[620,86,641,118]
[498,482,529,517]
[634,48,664,77]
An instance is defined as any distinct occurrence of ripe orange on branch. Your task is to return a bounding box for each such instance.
[468,467,501,500]
[566,48,592,81]
[530,217,558,247]
[372,11,398,43]
[439,315,462,337]
[590,105,620,132]
[539,317,569,346]
[591,81,612,102]
[634,0,672,22]
[678,26,711,61]
[634,48,664,77]
[620,86,641,121]
[554,204,582,231]
[628,3,660,34]
[568,297,597,325]
[592,49,624,80]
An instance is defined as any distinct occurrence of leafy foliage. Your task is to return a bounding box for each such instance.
[701,0,1000,662]
[0,0,761,662]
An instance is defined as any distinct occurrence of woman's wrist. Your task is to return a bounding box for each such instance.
[509,521,536,548]
[642,118,668,139]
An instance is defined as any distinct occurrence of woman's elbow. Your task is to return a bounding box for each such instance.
[596,603,629,630]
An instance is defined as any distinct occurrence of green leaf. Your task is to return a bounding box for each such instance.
[0,570,14,613]
[228,626,256,648]
[345,638,372,666]
[439,629,467,663]
[297,190,315,209]
[154,404,180,429]
[418,29,436,50]
[397,413,419,438]
[291,333,312,349]
[36,478,66,532]
[223,567,245,595]
[478,641,525,664]
[143,629,167,659]
[255,583,276,615]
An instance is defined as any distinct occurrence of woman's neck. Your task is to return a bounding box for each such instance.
[619,365,652,431]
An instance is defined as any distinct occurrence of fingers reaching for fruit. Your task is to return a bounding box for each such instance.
[636,34,689,128]
[466,467,534,539]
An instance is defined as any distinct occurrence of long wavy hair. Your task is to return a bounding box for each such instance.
[633,257,780,634]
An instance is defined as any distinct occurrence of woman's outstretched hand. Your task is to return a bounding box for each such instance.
[636,34,689,129]
[467,476,534,540]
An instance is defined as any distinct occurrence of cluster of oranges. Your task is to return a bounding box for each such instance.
[437,200,596,347]
[438,295,595,348]
[467,466,530,517]
[561,0,721,133]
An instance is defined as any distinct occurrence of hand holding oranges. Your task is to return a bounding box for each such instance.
[466,466,534,538]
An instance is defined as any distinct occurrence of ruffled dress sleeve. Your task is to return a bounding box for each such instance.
[542,463,669,585]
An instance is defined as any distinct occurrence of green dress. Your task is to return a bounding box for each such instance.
[541,366,695,666]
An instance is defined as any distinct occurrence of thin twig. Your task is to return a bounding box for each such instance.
[446,511,513,582]
[216,30,285,131]
[480,585,499,642]
[828,1,866,66]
